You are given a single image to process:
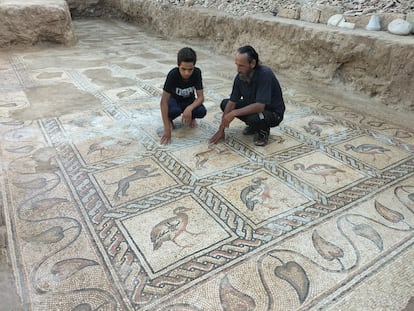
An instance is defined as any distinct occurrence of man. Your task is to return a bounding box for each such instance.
[209,45,285,146]
[160,47,206,145]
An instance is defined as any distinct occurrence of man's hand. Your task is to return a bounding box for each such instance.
[221,111,235,128]
[209,128,225,144]
[160,128,172,145]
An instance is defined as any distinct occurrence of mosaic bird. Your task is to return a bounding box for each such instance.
[303,119,336,136]
[150,207,203,250]
[240,177,271,211]
[344,143,391,162]
[294,163,345,184]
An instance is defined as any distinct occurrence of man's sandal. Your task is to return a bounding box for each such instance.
[242,126,256,135]
[254,129,269,146]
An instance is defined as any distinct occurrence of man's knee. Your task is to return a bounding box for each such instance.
[266,111,283,127]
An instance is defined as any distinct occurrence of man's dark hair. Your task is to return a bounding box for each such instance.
[177,47,197,65]
[237,45,260,68]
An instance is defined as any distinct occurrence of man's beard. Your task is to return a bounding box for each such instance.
[239,69,253,82]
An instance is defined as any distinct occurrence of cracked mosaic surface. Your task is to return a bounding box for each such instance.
[1,19,414,310]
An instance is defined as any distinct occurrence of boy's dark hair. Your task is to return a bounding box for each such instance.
[237,45,260,68]
[177,47,197,65]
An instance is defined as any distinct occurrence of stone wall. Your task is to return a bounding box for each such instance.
[2,0,413,111]
[112,0,414,112]
[0,0,76,47]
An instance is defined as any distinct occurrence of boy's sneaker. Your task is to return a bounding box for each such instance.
[254,128,270,146]
[242,126,256,135]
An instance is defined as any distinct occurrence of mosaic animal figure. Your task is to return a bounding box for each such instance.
[303,119,336,136]
[150,206,204,250]
[194,145,230,169]
[294,163,345,184]
[344,143,391,162]
[116,88,136,99]
[87,138,131,156]
[111,165,160,201]
[240,177,271,211]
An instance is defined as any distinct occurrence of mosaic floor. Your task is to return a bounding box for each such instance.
[1,18,414,310]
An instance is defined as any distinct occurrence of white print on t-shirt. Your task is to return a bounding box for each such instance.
[175,86,194,98]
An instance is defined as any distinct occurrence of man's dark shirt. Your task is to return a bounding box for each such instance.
[229,65,285,117]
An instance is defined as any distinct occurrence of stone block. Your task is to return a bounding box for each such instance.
[379,13,406,30]
[319,5,343,24]
[406,12,414,33]
[0,226,6,248]
[388,18,413,35]
[346,15,371,29]
[277,7,300,20]
[327,14,344,27]
[66,0,99,11]
[0,0,76,47]
[346,13,407,31]
[300,5,321,23]
[407,12,414,23]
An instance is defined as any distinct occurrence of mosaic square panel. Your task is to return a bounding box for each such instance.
[121,195,234,277]
[234,128,303,156]
[82,68,137,89]
[286,115,348,138]
[75,135,144,164]
[282,151,366,194]
[201,107,228,126]
[372,127,414,148]
[93,158,176,206]
[123,99,161,112]
[0,91,29,116]
[171,143,247,177]
[103,86,151,102]
[136,71,166,80]
[31,70,68,81]
[212,87,232,98]
[202,77,232,87]
[212,170,313,226]
[335,135,412,170]
[114,61,146,70]
[122,103,162,129]
[153,122,212,146]
[59,111,113,133]
[0,69,21,90]
[391,129,414,146]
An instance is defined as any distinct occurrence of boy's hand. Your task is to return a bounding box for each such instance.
[160,128,172,145]
[182,106,192,126]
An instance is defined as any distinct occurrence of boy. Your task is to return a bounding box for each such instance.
[160,47,206,145]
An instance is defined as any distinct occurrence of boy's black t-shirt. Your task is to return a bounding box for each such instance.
[163,67,203,101]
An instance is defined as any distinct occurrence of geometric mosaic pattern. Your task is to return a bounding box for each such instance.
[1,19,413,310]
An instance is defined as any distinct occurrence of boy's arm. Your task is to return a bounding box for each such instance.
[182,89,204,124]
[160,91,172,145]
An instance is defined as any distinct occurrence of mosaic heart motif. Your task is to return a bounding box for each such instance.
[219,275,256,310]
[395,185,414,214]
[274,261,309,304]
